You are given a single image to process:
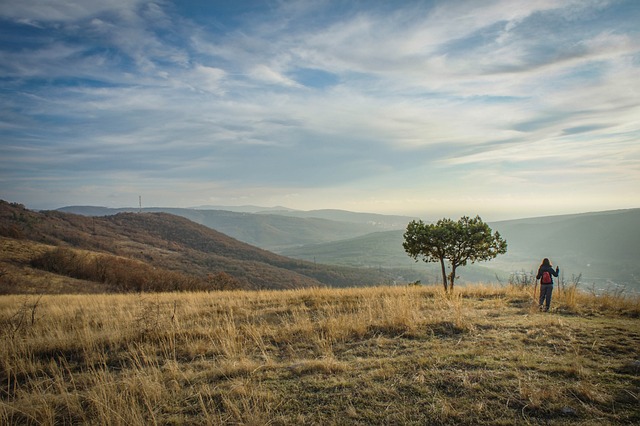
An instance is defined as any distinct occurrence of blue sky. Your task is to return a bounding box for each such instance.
[1,0,639,220]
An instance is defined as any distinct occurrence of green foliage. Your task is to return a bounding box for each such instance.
[403,216,507,291]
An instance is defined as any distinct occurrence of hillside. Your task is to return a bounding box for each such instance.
[55,204,640,290]
[57,205,408,251]
[280,209,640,291]
[489,210,640,286]
[253,208,415,227]
[0,201,391,293]
[280,230,504,285]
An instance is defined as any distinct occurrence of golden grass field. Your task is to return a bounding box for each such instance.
[1,284,639,425]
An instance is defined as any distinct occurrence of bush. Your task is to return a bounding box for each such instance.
[31,247,212,292]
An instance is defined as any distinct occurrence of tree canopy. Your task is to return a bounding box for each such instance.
[403,216,507,292]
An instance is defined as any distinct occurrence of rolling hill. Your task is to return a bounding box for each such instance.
[0,201,393,294]
[281,209,640,291]
[488,209,640,289]
[28,202,640,292]
[57,205,409,251]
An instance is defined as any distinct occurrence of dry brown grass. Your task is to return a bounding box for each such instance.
[1,284,639,425]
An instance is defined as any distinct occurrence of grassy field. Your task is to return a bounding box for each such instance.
[1,284,639,425]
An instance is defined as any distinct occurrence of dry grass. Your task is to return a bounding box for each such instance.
[1,284,639,425]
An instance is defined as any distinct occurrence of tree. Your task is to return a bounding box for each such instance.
[403,216,507,292]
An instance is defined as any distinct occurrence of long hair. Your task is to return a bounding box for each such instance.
[540,258,551,268]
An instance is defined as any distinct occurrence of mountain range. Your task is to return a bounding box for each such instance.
[57,204,640,292]
[2,201,638,294]
[279,210,640,290]
[57,205,411,252]
[0,201,397,294]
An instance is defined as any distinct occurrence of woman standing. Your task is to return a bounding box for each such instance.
[536,258,559,312]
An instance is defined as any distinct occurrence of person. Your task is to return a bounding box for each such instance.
[536,258,559,312]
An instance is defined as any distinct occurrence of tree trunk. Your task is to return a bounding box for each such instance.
[439,258,448,292]
[449,266,456,292]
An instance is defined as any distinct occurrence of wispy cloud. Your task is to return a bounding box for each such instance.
[0,0,146,22]
[0,0,638,219]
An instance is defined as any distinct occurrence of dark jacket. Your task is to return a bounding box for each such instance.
[537,265,559,285]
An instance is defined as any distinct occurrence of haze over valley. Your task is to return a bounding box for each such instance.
[54,204,640,293]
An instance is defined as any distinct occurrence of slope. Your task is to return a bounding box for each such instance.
[489,209,640,288]
[281,209,640,290]
[57,206,398,251]
[0,201,389,293]
[280,230,502,285]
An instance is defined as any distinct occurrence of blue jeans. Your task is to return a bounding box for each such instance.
[539,284,553,311]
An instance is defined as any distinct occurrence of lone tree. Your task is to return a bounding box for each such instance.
[403,215,507,292]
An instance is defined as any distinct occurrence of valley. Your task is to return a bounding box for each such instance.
[57,204,640,292]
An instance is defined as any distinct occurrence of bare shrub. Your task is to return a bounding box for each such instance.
[30,248,211,292]
[508,270,535,289]
[207,272,244,291]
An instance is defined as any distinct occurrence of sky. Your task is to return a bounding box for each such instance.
[1,0,639,221]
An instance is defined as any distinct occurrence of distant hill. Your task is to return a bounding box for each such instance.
[281,230,411,268]
[184,205,415,226]
[57,206,410,251]
[279,230,503,285]
[489,209,640,289]
[254,208,416,228]
[281,210,640,291]
[189,204,296,213]
[0,201,393,294]
[50,203,640,291]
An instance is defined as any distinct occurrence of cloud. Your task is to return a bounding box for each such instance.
[0,0,146,22]
[249,64,302,87]
[188,64,227,94]
[0,0,638,217]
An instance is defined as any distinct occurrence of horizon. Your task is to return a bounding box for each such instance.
[28,200,640,223]
[1,1,639,219]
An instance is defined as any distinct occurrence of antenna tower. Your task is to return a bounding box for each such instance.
[139,196,142,213]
